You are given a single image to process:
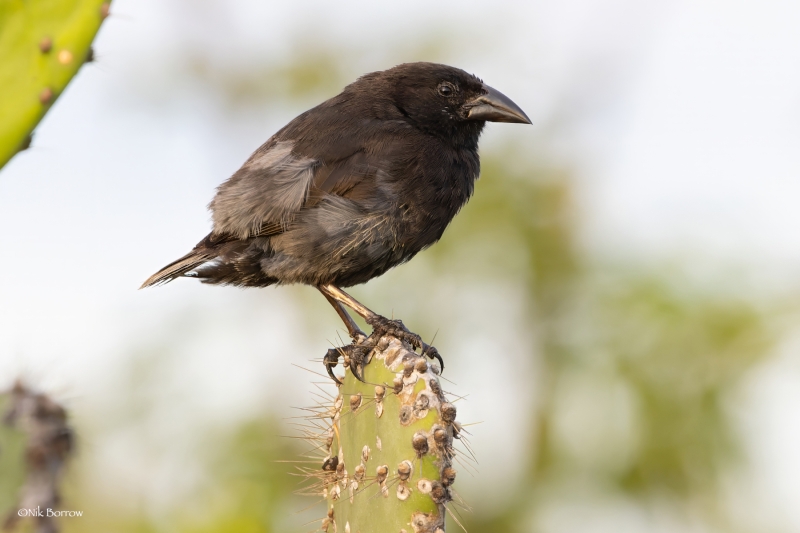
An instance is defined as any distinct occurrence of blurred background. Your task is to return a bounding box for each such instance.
[1,0,800,531]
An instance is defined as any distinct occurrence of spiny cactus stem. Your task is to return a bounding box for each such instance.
[311,335,462,533]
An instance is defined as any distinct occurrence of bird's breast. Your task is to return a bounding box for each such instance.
[391,148,479,251]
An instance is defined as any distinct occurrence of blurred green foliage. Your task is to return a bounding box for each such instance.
[179,36,455,111]
[171,419,298,533]
[187,47,347,107]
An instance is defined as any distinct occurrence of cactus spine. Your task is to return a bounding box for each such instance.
[0,0,110,169]
[317,336,460,533]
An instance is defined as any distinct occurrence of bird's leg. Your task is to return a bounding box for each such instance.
[319,290,370,382]
[318,284,377,325]
[318,284,444,372]
[319,290,368,342]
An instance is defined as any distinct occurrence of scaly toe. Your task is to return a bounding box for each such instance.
[367,315,423,350]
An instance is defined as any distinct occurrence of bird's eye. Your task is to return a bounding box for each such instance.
[437,82,455,97]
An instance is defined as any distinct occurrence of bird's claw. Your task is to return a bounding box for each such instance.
[348,344,372,382]
[323,348,343,385]
[351,360,365,382]
[421,342,444,373]
[323,343,372,384]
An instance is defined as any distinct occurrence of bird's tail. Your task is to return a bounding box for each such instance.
[140,246,217,289]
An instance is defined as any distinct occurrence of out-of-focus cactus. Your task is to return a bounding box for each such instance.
[308,336,462,533]
[0,392,27,521]
[0,381,74,533]
[0,0,110,170]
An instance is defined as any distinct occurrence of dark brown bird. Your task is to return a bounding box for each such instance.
[141,62,530,377]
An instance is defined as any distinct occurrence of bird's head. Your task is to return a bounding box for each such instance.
[353,62,530,146]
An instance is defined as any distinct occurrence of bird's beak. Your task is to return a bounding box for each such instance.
[466,84,531,124]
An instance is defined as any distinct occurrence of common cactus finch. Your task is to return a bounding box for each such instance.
[142,62,530,377]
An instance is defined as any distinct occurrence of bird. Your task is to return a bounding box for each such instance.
[141,62,530,380]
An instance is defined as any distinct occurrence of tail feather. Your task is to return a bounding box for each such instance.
[140,247,217,289]
[192,257,278,287]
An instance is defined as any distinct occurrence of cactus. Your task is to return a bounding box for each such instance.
[0,0,110,170]
[0,381,74,533]
[0,392,26,522]
[306,336,463,533]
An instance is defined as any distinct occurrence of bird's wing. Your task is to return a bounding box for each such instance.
[209,131,400,242]
[209,140,321,240]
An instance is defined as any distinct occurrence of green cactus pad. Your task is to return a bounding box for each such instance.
[0,0,110,169]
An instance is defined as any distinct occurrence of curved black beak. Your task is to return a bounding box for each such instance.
[466,84,531,124]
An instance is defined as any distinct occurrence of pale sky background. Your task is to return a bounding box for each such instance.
[1,0,799,531]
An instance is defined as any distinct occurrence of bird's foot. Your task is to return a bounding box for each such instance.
[366,316,420,346]
[324,316,444,384]
[350,329,369,344]
[366,315,444,372]
[324,342,374,384]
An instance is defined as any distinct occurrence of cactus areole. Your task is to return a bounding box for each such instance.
[318,336,460,533]
[0,0,110,169]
